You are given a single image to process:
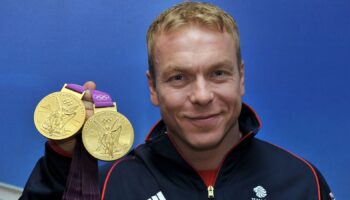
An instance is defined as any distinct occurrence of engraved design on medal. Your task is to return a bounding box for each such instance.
[42,95,78,136]
[34,92,86,140]
[95,115,122,157]
[82,111,134,161]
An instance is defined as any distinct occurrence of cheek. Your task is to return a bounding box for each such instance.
[162,81,189,97]
[215,83,241,100]
[213,85,243,116]
[158,88,189,110]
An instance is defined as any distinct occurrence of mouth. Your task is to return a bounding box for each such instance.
[184,113,221,127]
[187,113,220,120]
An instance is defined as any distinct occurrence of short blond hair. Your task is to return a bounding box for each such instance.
[147,2,242,80]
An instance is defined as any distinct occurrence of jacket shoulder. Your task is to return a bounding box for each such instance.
[98,149,161,200]
[245,138,331,199]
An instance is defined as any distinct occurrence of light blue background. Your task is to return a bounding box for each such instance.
[0,0,349,199]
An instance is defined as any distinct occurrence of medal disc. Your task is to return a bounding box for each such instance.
[34,92,86,140]
[82,111,134,161]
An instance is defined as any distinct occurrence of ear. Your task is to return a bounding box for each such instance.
[146,70,159,106]
[239,61,245,96]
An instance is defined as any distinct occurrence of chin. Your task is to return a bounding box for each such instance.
[186,135,224,152]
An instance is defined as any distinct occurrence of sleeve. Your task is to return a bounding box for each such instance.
[313,166,335,200]
[19,142,72,200]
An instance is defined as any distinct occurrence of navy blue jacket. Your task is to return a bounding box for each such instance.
[21,104,333,200]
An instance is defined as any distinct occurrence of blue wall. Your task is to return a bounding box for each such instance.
[0,0,349,199]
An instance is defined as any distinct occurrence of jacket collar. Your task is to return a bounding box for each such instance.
[136,103,262,189]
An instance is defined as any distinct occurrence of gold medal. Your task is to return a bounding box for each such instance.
[34,84,86,140]
[82,103,134,161]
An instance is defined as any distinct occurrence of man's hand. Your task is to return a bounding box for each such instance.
[50,81,96,154]
[82,81,96,121]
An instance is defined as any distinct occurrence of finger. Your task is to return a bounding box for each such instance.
[83,89,93,102]
[82,81,96,101]
[83,81,96,90]
[83,100,94,110]
[86,109,94,120]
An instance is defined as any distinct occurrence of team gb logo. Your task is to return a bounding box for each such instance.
[253,186,267,198]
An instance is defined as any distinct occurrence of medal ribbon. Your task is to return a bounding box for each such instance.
[65,83,86,93]
[62,85,104,200]
[91,90,114,108]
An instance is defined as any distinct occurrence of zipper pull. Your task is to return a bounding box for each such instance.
[208,185,214,199]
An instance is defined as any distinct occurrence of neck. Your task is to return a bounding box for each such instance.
[168,125,242,171]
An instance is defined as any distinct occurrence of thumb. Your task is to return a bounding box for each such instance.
[83,81,96,90]
[82,81,96,102]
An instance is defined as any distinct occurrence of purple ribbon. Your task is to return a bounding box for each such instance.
[66,84,86,94]
[91,90,114,108]
[62,84,100,200]
[62,136,100,200]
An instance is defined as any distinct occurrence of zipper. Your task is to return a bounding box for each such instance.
[207,185,214,199]
[167,132,254,200]
[204,133,253,199]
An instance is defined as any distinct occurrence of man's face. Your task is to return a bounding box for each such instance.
[147,25,244,151]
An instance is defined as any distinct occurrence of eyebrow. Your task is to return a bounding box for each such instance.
[161,59,235,77]
[160,65,187,79]
[208,60,235,71]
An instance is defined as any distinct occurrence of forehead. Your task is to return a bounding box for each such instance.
[156,24,235,47]
[153,25,237,70]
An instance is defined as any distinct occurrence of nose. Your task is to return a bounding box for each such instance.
[189,77,214,105]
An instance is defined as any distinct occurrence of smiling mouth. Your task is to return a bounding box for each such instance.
[187,113,220,120]
[185,113,221,126]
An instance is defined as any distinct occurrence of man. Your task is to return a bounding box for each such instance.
[21,2,333,200]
